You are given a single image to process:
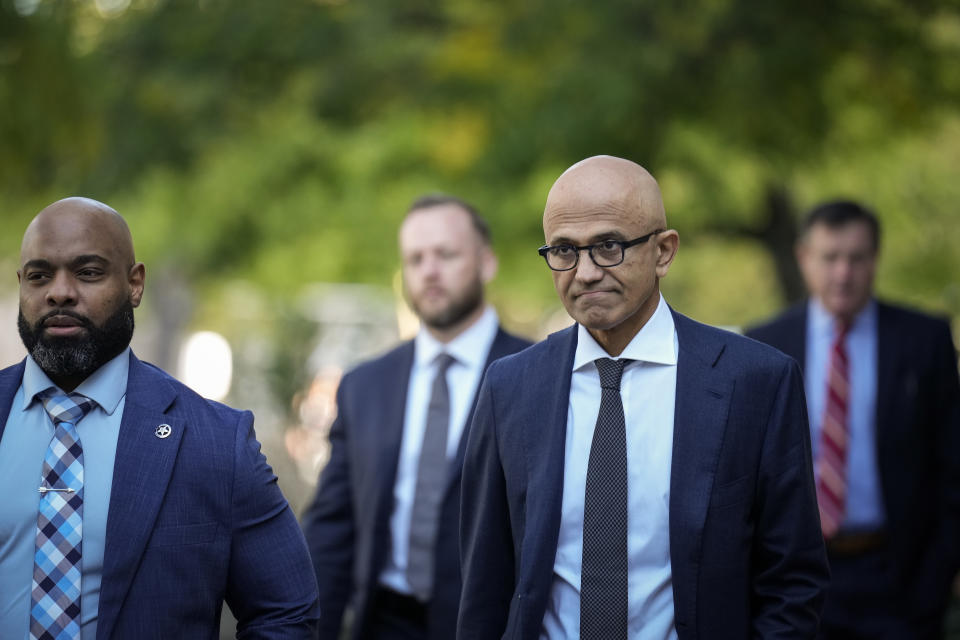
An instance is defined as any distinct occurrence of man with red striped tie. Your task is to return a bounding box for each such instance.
[747,200,960,639]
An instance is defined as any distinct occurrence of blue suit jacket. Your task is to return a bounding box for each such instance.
[746,300,960,621]
[301,328,531,640]
[0,353,319,639]
[458,311,829,639]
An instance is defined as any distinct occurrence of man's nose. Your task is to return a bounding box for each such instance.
[573,253,604,283]
[832,258,854,282]
[420,254,443,277]
[45,272,78,306]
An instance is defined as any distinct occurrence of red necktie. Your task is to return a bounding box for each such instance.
[816,322,850,538]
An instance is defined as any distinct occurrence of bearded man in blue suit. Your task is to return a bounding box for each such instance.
[458,156,830,639]
[0,197,319,639]
[301,195,530,640]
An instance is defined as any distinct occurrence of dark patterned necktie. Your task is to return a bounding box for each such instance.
[407,353,456,601]
[581,357,631,639]
[31,389,96,640]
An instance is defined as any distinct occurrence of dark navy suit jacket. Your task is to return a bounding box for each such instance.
[301,328,531,640]
[0,353,320,640]
[747,301,960,622]
[458,311,830,639]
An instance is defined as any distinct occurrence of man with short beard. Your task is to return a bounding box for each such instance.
[301,194,531,640]
[0,197,319,639]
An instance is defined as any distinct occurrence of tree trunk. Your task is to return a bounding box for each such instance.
[757,184,806,305]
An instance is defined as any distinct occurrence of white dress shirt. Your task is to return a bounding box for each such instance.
[379,306,500,594]
[805,298,885,531]
[541,293,679,640]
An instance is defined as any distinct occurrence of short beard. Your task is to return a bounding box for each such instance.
[412,276,484,331]
[18,302,135,383]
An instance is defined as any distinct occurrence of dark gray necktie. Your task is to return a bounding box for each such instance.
[581,357,631,639]
[407,352,456,601]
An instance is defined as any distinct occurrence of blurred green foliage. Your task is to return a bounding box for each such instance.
[2,0,960,334]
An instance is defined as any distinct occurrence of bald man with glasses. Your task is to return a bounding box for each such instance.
[458,156,829,640]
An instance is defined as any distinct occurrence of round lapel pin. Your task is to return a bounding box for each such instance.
[155,424,172,439]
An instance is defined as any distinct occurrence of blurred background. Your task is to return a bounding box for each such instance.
[2,0,959,634]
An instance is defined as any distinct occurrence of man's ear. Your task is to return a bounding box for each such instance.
[655,229,679,278]
[794,239,808,269]
[480,246,498,284]
[128,263,146,308]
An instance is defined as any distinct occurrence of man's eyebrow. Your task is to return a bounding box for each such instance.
[589,231,628,242]
[21,259,53,271]
[547,232,626,245]
[69,254,110,268]
[21,255,110,271]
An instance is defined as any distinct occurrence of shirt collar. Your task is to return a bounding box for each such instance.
[809,297,877,338]
[414,306,500,369]
[573,292,677,371]
[22,347,131,416]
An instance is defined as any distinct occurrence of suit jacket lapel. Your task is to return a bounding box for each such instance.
[668,312,733,628]
[446,328,519,489]
[0,360,27,443]
[523,326,578,592]
[785,303,808,372]
[762,302,807,371]
[98,353,185,640]
[875,303,899,453]
[372,342,415,537]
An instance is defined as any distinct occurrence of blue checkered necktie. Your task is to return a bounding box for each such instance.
[581,357,632,639]
[31,389,96,640]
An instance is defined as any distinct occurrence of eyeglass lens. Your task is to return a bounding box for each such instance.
[546,241,623,269]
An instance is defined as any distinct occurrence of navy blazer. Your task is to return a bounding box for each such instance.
[301,328,531,640]
[746,301,960,619]
[0,353,320,640]
[458,311,830,639]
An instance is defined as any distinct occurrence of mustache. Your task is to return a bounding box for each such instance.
[38,309,94,329]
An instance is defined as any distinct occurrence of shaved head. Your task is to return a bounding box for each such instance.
[544,155,667,235]
[22,197,136,269]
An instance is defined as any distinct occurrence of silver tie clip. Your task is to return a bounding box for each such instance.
[38,486,75,494]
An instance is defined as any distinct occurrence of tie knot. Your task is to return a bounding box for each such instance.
[37,389,96,426]
[833,319,851,343]
[595,358,630,390]
[434,352,456,374]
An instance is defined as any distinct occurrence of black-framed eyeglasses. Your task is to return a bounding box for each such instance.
[537,230,664,271]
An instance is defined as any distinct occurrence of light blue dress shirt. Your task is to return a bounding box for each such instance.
[0,348,129,640]
[805,300,886,531]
